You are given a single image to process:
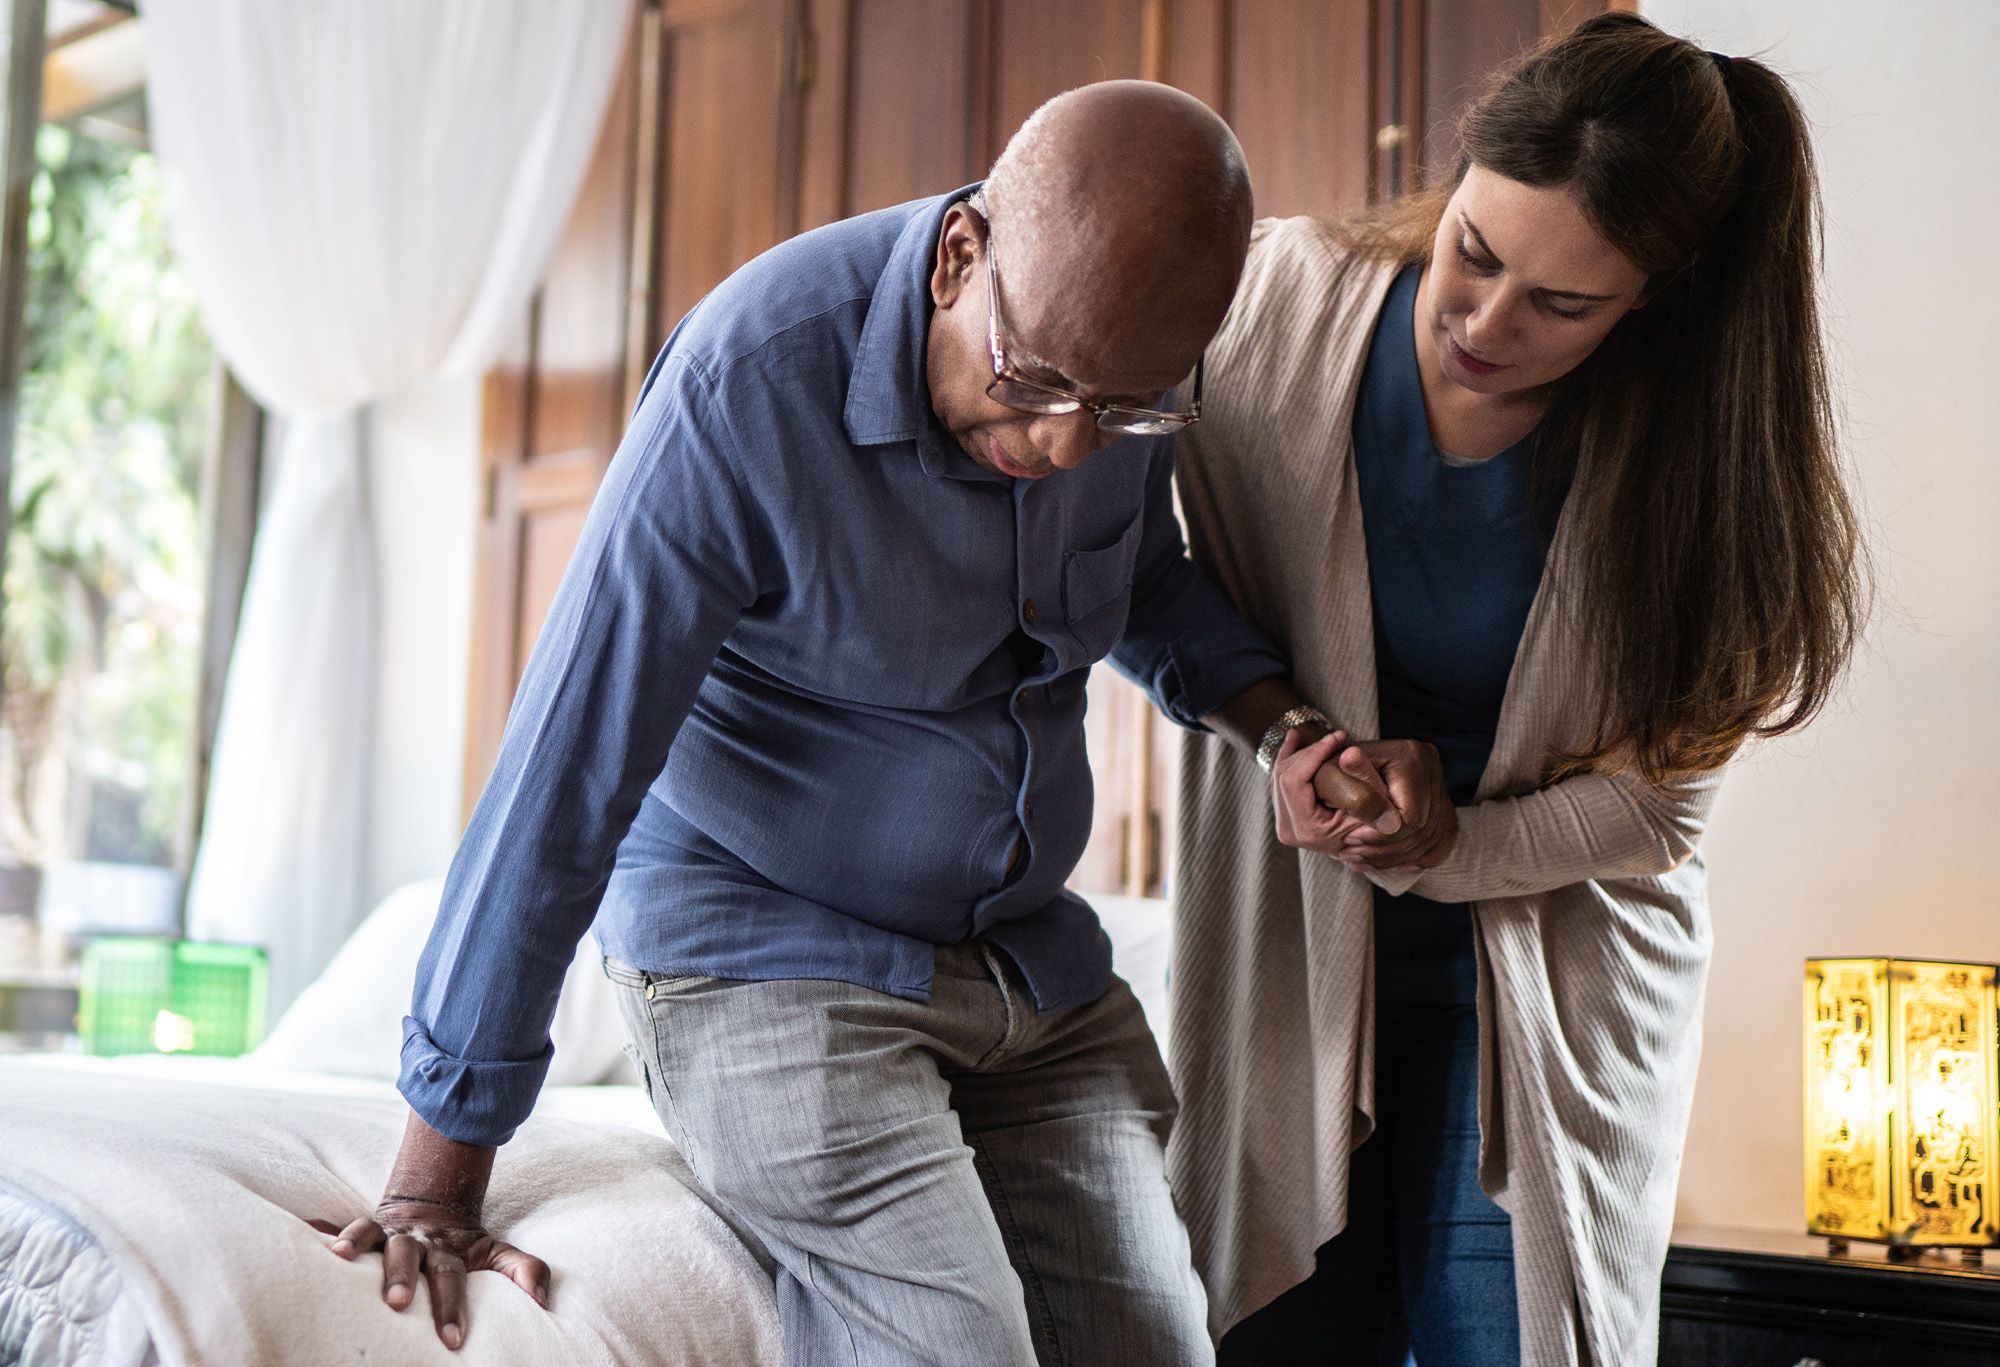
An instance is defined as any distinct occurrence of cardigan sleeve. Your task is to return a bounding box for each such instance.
[1367,765,1723,902]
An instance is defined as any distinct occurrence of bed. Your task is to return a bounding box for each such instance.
[0,884,1175,1366]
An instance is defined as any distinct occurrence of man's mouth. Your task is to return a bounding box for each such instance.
[987,436,1049,480]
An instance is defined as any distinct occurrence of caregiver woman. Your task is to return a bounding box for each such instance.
[1169,14,1866,1367]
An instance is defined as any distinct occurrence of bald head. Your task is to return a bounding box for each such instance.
[981,81,1252,382]
[924,81,1253,480]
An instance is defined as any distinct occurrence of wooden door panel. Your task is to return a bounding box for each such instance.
[981,0,1152,165]
[464,12,642,814]
[652,0,802,341]
[517,503,594,669]
[1223,0,1377,219]
[1421,0,1543,177]
[840,0,980,216]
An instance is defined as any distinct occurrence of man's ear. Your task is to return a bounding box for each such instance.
[931,205,982,309]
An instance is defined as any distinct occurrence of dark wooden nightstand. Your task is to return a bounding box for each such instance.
[1663,1226,2000,1366]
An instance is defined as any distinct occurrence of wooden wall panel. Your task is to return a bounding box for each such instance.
[1420,0,1542,177]
[650,0,806,344]
[980,0,1152,165]
[1222,0,1377,219]
[463,13,642,817]
[838,0,980,217]
[1161,0,1227,110]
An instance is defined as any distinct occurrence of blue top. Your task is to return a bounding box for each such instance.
[399,189,1288,1145]
[1353,264,1550,1004]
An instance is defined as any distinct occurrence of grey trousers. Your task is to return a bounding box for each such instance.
[605,941,1212,1367]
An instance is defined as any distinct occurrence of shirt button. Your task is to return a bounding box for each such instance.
[1023,798,1036,819]
[1022,598,1038,625]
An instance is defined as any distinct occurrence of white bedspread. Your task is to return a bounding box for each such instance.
[0,1056,781,1366]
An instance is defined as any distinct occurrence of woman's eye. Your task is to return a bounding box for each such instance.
[1455,241,1498,275]
[1541,299,1589,321]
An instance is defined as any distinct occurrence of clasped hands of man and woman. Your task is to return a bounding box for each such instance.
[1283,728,1459,875]
[305,727,1455,1344]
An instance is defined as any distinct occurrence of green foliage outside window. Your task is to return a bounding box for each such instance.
[1,122,213,869]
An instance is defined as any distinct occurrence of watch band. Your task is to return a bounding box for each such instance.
[1255,705,1332,773]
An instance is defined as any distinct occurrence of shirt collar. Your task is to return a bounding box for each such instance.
[843,184,1002,482]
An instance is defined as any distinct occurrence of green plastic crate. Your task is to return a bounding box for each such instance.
[78,937,267,1056]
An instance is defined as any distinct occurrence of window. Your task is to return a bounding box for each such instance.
[0,0,255,1050]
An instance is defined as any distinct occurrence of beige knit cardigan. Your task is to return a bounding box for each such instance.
[1167,216,1724,1367]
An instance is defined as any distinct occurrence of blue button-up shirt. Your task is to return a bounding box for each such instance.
[399,189,1286,1146]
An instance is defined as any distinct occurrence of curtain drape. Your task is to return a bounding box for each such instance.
[142,0,632,1014]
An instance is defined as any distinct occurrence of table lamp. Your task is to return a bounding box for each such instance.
[1805,957,1997,1259]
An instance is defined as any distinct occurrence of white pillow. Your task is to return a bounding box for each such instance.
[255,877,639,1086]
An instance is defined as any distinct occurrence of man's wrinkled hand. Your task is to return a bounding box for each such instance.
[307,1199,551,1351]
[1271,728,1400,853]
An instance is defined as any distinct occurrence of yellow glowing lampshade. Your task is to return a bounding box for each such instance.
[1804,958,1999,1248]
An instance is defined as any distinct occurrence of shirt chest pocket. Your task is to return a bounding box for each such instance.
[1060,512,1143,661]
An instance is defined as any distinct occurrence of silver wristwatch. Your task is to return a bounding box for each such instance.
[1255,705,1332,773]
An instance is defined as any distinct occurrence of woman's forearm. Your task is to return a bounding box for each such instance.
[1392,768,1722,903]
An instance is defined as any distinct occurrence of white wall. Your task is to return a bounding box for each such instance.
[361,378,481,914]
[1644,0,2000,1231]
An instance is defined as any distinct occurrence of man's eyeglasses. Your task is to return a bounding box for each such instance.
[969,202,1202,437]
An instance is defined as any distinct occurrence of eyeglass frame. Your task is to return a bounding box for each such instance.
[965,198,1203,435]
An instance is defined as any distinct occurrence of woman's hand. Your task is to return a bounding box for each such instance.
[1272,732,1458,871]
[308,1199,550,1350]
[1333,739,1458,872]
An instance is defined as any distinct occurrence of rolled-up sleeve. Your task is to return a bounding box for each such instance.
[399,355,772,1146]
[1109,437,1287,727]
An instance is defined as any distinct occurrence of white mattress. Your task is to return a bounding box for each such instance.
[0,1055,779,1366]
[0,1064,675,1367]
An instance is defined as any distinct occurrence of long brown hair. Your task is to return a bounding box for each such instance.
[1342,13,1866,782]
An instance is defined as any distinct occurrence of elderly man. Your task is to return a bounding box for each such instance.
[322,82,1393,1365]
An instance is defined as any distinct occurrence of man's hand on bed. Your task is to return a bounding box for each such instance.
[309,1202,550,1349]
[306,1111,551,1350]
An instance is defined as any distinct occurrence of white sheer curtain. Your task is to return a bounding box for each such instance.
[143,0,632,1014]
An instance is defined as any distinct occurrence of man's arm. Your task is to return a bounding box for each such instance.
[314,355,771,1350]
[400,354,768,1148]
[1200,677,1401,830]
[1106,439,1410,831]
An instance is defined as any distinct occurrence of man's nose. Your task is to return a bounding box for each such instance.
[1033,410,1117,470]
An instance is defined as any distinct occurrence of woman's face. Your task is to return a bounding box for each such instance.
[1421,165,1650,400]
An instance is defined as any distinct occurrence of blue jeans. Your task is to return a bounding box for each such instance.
[1218,998,1518,1366]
